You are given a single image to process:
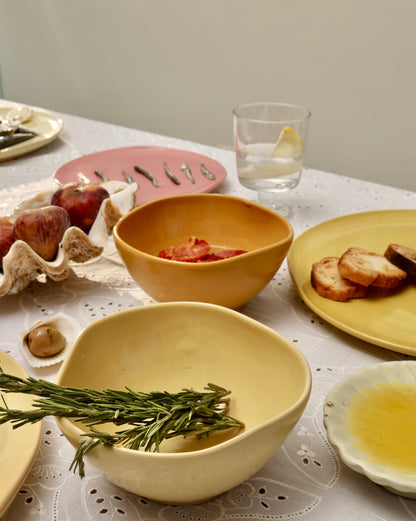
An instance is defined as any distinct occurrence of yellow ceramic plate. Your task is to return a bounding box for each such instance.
[0,350,42,517]
[0,107,63,161]
[288,210,416,355]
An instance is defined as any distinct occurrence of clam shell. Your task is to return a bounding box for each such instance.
[20,312,82,367]
[0,180,137,296]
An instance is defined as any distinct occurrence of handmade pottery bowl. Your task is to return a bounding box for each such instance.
[324,360,416,499]
[55,302,311,505]
[113,193,293,309]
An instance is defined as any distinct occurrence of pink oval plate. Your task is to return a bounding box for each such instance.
[53,146,227,205]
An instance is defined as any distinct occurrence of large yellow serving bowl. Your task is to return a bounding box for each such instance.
[113,193,293,309]
[55,302,311,505]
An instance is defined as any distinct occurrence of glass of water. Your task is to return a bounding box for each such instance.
[233,102,311,215]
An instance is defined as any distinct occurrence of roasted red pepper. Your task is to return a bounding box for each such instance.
[159,237,247,263]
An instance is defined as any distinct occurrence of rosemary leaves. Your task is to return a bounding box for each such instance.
[0,370,244,477]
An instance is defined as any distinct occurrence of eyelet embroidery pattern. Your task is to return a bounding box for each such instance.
[1,142,416,521]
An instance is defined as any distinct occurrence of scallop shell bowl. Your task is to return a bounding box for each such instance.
[324,361,416,499]
[113,193,294,309]
[0,180,137,296]
[55,302,311,505]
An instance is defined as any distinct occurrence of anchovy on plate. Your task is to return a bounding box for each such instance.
[77,172,91,184]
[122,170,135,184]
[200,164,216,180]
[180,163,195,184]
[94,170,110,182]
[134,165,159,187]
[163,163,181,185]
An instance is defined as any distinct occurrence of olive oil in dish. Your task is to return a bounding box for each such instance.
[346,381,416,472]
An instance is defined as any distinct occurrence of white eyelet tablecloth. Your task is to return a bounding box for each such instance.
[1,102,416,521]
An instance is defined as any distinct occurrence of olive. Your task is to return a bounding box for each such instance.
[26,326,66,357]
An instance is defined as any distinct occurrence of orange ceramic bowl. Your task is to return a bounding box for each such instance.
[113,193,293,308]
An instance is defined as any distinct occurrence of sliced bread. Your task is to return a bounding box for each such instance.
[338,247,407,288]
[384,243,416,280]
[311,256,368,301]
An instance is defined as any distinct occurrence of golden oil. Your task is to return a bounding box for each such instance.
[347,381,416,472]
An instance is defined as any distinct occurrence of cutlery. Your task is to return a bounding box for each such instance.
[0,133,36,150]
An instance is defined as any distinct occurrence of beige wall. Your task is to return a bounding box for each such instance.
[1,0,415,191]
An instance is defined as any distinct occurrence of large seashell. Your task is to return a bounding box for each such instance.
[20,312,82,367]
[0,180,137,296]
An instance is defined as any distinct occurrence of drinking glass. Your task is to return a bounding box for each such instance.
[233,102,311,215]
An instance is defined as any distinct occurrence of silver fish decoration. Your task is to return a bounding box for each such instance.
[94,170,109,182]
[180,163,195,184]
[200,164,216,180]
[77,172,91,184]
[163,163,181,185]
[122,170,135,184]
[0,133,35,150]
[134,165,159,187]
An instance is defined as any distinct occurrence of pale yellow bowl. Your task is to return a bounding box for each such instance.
[113,193,293,309]
[55,302,311,505]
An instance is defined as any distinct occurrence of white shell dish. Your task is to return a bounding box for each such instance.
[324,361,416,499]
[20,312,82,368]
[0,180,137,296]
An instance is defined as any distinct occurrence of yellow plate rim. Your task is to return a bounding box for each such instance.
[0,350,43,517]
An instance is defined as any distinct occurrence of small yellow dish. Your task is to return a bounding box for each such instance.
[55,302,311,505]
[324,361,416,499]
[113,193,293,309]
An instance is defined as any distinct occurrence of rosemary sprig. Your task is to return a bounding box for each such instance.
[0,369,244,477]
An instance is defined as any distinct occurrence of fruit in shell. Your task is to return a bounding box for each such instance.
[0,217,14,269]
[13,205,71,261]
[51,183,110,233]
[0,180,137,297]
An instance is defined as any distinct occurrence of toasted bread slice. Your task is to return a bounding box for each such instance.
[311,256,368,301]
[338,247,407,288]
[384,243,416,280]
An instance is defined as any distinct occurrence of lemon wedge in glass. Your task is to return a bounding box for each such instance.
[270,126,303,158]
